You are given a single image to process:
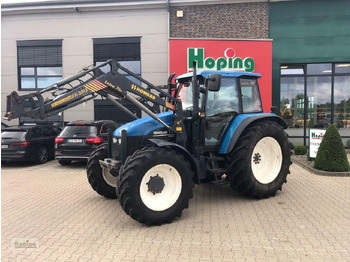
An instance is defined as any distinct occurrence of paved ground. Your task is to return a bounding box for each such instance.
[1,160,350,262]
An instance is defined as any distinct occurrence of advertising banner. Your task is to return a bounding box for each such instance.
[309,129,326,158]
[169,39,272,112]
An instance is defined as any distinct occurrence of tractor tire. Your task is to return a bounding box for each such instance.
[87,144,118,199]
[116,147,194,226]
[226,121,291,199]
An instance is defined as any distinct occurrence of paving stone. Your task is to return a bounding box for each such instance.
[2,161,350,261]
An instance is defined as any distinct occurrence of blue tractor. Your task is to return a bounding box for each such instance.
[5,60,291,226]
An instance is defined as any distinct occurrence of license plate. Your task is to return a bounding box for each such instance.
[67,139,83,143]
[1,145,8,149]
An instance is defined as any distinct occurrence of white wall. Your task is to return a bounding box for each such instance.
[1,7,168,124]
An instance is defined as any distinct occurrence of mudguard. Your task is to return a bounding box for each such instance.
[219,113,287,154]
[148,138,203,184]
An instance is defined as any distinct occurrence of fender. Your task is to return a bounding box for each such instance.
[148,138,203,184]
[219,113,287,154]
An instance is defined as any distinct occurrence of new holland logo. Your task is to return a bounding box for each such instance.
[187,48,255,72]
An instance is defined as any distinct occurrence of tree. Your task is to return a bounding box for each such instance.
[314,124,349,172]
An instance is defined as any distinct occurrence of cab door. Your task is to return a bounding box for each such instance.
[204,77,240,147]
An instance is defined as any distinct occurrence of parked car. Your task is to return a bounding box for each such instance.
[1,125,61,164]
[54,120,119,165]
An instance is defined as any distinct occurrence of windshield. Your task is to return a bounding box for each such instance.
[177,82,193,111]
[206,78,239,116]
[1,131,26,140]
[60,126,97,137]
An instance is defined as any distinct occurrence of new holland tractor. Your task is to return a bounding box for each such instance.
[4,59,291,225]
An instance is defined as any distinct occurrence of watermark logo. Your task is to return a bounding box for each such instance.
[12,238,39,250]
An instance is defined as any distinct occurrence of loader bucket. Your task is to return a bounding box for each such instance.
[3,91,25,121]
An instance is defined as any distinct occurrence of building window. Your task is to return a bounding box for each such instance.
[17,40,63,90]
[93,37,142,122]
[93,37,141,84]
[280,63,350,148]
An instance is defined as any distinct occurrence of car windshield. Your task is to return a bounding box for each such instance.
[60,126,97,137]
[1,131,26,139]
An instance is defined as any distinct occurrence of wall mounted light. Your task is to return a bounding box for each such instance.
[176,10,183,18]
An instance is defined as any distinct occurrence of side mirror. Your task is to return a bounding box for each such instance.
[206,74,221,92]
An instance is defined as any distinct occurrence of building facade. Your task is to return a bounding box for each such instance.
[269,0,350,148]
[1,0,169,126]
[2,0,350,147]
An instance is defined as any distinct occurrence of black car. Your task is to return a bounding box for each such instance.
[1,125,61,164]
[55,120,119,165]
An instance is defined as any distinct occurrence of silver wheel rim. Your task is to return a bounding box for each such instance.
[140,164,182,211]
[251,137,282,184]
[39,147,48,162]
[102,168,117,188]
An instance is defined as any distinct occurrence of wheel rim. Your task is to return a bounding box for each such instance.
[102,168,117,187]
[140,164,182,211]
[39,147,48,163]
[251,137,282,184]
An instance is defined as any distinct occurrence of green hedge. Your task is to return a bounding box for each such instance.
[314,124,350,172]
[294,145,307,155]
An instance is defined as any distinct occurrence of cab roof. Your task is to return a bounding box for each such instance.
[176,70,261,80]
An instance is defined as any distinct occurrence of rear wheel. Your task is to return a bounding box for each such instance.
[226,121,291,198]
[87,144,118,199]
[37,146,49,164]
[117,147,194,225]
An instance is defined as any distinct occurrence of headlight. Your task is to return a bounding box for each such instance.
[113,137,120,144]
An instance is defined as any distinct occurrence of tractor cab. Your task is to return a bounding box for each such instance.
[176,70,263,149]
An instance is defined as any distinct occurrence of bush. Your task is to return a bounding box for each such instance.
[290,143,295,150]
[314,124,350,172]
[294,145,307,155]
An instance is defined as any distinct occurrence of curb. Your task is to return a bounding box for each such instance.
[292,155,350,177]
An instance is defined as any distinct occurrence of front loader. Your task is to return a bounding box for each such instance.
[4,59,291,226]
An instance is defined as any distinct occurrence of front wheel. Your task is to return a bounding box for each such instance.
[226,121,291,198]
[117,147,195,226]
[87,144,118,199]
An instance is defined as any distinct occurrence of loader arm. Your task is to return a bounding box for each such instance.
[4,59,185,135]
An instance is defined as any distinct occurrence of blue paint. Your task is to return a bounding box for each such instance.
[113,111,174,137]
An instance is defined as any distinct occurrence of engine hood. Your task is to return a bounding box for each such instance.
[113,111,174,137]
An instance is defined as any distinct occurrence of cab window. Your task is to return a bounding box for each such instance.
[240,78,263,113]
[206,78,239,116]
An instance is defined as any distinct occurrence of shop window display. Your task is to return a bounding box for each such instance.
[280,63,350,148]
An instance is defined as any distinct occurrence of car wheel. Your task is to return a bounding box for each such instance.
[37,146,49,164]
